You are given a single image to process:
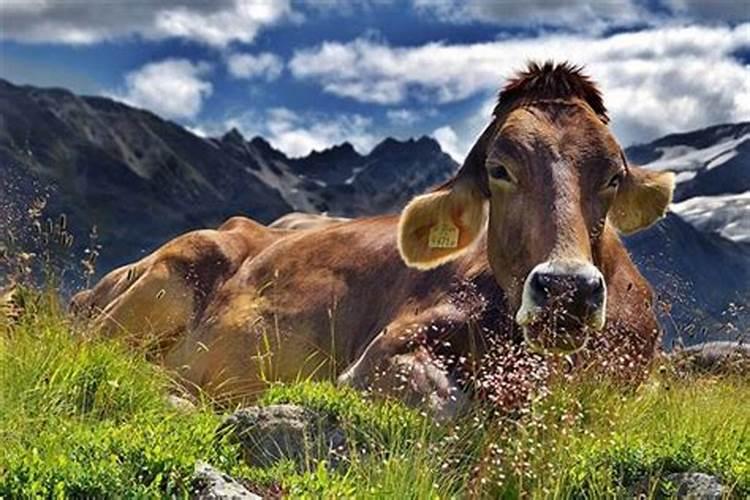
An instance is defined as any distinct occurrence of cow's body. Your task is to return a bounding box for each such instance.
[72,212,658,417]
[71,62,674,418]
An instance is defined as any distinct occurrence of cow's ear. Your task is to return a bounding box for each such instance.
[398,180,487,270]
[610,165,675,234]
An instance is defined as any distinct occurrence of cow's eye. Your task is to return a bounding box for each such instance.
[488,164,512,182]
[606,171,624,190]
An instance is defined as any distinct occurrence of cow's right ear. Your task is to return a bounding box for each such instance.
[398,180,487,270]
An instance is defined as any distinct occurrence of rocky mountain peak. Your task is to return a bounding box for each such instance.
[221,127,246,145]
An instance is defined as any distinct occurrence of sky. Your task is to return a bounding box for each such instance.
[1,1,749,160]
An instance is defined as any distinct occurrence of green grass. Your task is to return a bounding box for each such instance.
[1,288,748,498]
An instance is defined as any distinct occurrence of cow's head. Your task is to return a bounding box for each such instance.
[398,62,674,353]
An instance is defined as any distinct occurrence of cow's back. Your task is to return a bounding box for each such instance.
[164,214,479,400]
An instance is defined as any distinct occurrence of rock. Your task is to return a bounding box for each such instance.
[629,472,727,499]
[664,473,726,498]
[166,394,197,413]
[192,462,260,500]
[218,404,347,469]
[670,341,750,376]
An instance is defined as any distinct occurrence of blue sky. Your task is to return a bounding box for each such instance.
[1,1,749,159]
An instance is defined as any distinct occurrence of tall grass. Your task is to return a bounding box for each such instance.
[1,288,748,498]
[0,288,250,497]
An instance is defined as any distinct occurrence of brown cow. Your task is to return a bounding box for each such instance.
[72,62,674,419]
[69,216,290,351]
[269,212,350,231]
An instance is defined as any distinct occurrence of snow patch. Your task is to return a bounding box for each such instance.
[672,192,750,244]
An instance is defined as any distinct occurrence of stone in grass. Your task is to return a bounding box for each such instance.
[192,462,260,500]
[218,404,348,470]
[664,473,726,499]
[166,394,197,413]
[631,472,726,499]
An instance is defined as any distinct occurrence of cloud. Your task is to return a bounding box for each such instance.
[432,126,461,161]
[431,99,495,161]
[290,24,750,146]
[0,0,291,47]
[413,0,646,32]
[226,52,284,81]
[110,59,213,120]
[222,107,378,158]
[386,107,434,125]
[664,0,750,22]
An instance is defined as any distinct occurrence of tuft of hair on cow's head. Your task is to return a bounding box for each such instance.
[398,60,675,353]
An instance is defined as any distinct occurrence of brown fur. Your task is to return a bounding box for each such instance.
[73,62,674,418]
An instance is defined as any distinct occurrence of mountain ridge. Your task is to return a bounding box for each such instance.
[0,78,747,344]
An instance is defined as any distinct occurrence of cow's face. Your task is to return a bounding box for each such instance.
[398,99,674,353]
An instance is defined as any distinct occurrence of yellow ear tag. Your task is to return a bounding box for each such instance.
[428,221,459,249]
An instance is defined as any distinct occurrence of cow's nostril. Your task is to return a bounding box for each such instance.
[579,275,604,296]
[527,265,605,310]
[529,271,556,304]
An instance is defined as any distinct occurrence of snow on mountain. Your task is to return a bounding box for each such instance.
[625,122,750,247]
[672,192,750,244]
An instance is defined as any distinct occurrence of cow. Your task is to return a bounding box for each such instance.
[69,216,291,352]
[269,212,350,231]
[71,62,674,419]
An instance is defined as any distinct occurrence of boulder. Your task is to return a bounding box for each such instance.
[630,472,727,498]
[218,404,347,470]
[191,462,260,500]
[664,472,726,499]
[670,341,750,376]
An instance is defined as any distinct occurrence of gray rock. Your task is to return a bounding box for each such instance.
[630,472,727,499]
[166,394,197,413]
[671,341,750,376]
[218,404,347,469]
[664,472,726,499]
[192,462,260,500]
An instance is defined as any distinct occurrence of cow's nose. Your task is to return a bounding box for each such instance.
[518,260,607,331]
[529,268,604,310]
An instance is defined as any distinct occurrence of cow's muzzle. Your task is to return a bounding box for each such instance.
[515,260,606,353]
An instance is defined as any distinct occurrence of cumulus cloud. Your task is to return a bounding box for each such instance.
[414,0,645,31]
[290,24,750,146]
[226,52,284,81]
[222,107,378,158]
[665,0,750,22]
[432,126,461,161]
[110,59,213,120]
[386,107,435,125]
[0,0,291,47]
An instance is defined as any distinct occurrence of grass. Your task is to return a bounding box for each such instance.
[1,287,748,498]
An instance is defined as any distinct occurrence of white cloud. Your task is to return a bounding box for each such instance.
[222,107,378,158]
[0,0,291,47]
[414,0,646,32]
[386,107,434,125]
[110,59,213,120]
[431,99,495,161]
[432,126,461,161]
[665,0,750,22]
[226,52,284,81]
[290,24,750,145]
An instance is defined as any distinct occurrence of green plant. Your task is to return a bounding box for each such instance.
[1,289,747,498]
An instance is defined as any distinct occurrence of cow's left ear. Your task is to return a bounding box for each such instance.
[398,179,487,270]
[609,165,675,234]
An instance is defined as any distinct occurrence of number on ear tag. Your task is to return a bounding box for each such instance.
[428,222,459,249]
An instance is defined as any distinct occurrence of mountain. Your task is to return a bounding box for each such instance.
[623,123,750,344]
[0,79,457,273]
[0,80,746,344]
[625,122,750,244]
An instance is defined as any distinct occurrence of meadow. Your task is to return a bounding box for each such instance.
[0,286,747,498]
